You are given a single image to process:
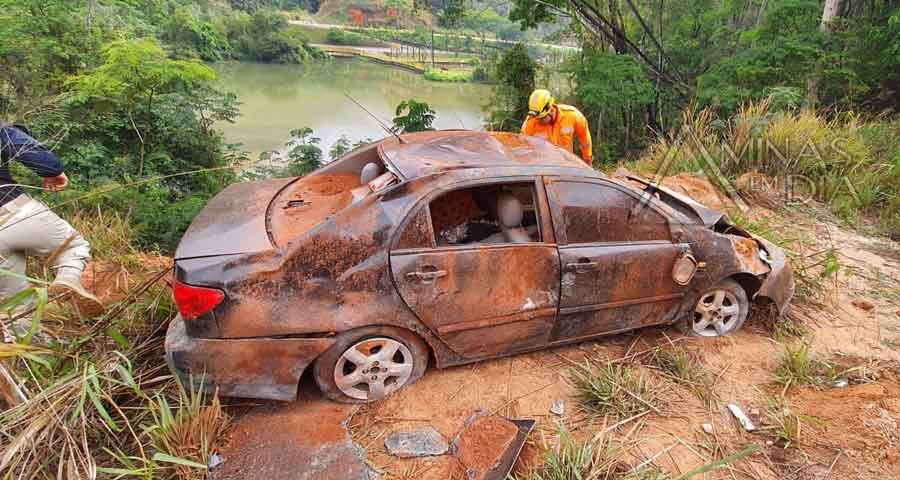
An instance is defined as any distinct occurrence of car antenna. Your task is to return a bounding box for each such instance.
[343,91,406,144]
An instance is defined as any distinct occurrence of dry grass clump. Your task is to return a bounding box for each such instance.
[513,426,759,480]
[512,428,664,480]
[570,360,656,420]
[631,99,900,238]
[648,346,717,408]
[774,343,822,388]
[774,344,878,391]
[763,396,803,448]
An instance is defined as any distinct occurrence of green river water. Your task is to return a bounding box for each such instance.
[215,59,493,158]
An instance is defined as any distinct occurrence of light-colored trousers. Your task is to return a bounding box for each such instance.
[0,194,91,301]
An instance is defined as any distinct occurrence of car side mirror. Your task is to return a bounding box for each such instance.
[672,253,698,285]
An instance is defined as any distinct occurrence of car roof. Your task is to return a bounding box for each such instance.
[378,130,593,180]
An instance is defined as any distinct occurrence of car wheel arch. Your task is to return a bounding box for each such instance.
[313,323,450,368]
[728,272,763,300]
[311,324,434,402]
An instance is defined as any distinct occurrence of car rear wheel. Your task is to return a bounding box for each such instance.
[313,326,428,403]
[682,279,749,337]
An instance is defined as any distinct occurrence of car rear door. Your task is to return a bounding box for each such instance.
[389,178,561,359]
[544,177,689,343]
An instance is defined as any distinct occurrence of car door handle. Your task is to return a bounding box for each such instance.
[565,260,598,273]
[406,270,447,283]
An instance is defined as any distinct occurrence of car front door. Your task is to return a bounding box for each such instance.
[389,179,561,359]
[545,177,690,343]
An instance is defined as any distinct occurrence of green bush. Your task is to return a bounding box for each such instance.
[392,99,436,133]
[485,43,536,131]
[325,27,372,46]
[225,10,321,63]
[423,68,472,82]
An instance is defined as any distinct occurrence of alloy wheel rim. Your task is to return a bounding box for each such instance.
[334,337,414,400]
[692,289,740,337]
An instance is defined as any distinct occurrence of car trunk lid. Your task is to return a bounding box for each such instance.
[174,178,293,260]
[266,172,365,247]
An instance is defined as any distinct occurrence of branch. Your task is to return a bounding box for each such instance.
[622,0,687,84]
[567,0,691,96]
[533,0,573,18]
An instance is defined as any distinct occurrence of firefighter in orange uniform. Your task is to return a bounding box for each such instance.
[521,89,593,165]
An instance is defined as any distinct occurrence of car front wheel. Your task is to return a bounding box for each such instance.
[683,278,749,337]
[313,326,428,403]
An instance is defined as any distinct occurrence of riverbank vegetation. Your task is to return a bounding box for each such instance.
[423,68,473,82]
[0,0,326,252]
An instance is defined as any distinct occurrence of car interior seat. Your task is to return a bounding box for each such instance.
[496,192,531,243]
[360,162,382,185]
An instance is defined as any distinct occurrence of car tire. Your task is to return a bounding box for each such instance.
[313,326,429,403]
[679,278,749,337]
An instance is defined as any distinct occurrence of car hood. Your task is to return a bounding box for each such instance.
[174,178,294,260]
[623,175,727,228]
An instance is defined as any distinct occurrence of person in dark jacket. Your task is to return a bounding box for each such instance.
[0,121,103,327]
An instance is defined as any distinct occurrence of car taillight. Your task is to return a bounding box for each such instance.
[172,280,225,320]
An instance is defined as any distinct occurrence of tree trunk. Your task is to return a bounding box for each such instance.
[755,0,768,27]
[86,0,95,30]
[806,0,843,108]
[596,111,602,147]
[653,0,664,130]
[820,0,843,31]
[609,0,629,54]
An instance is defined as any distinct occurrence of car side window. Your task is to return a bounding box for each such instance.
[547,180,670,243]
[427,182,541,246]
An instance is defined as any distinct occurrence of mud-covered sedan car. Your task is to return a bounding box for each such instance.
[166,130,794,402]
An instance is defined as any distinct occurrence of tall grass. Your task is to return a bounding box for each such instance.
[513,426,759,480]
[0,210,228,479]
[764,396,802,448]
[512,428,663,480]
[571,360,655,420]
[649,347,717,408]
[633,100,900,238]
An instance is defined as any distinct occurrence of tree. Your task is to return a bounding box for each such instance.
[0,0,102,113]
[286,127,323,176]
[569,50,654,158]
[393,99,436,133]
[486,44,536,131]
[439,0,466,27]
[329,135,353,160]
[160,6,231,61]
[225,10,314,63]
[697,0,824,111]
[230,0,265,12]
[806,0,844,106]
[73,38,216,174]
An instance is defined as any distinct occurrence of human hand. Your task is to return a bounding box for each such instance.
[43,172,69,192]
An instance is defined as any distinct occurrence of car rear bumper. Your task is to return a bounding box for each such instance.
[165,316,335,401]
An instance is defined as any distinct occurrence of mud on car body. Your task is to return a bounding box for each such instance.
[165,130,794,403]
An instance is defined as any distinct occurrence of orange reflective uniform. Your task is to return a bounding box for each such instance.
[521,104,593,164]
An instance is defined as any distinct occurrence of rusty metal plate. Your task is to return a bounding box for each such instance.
[487,419,536,480]
[175,178,292,260]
